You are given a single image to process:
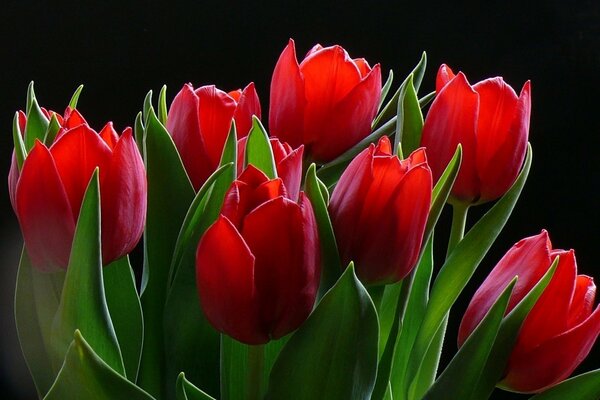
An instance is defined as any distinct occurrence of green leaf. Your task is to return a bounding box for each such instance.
[305,164,342,296]
[529,369,600,400]
[14,249,65,397]
[176,373,215,400]
[388,237,434,400]
[50,170,124,375]
[104,256,143,381]
[24,83,50,151]
[373,52,426,129]
[134,111,145,154]
[44,331,155,400]
[470,259,558,399]
[220,121,238,173]
[143,90,153,124]
[423,279,516,400]
[266,264,379,400]
[158,85,168,126]
[394,74,424,156]
[221,335,288,400]
[378,69,394,111]
[425,145,462,242]
[138,109,195,398]
[419,91,436,109]
[68,84,84,109]
[404,144,532,399]
[163,163,234,397]
[317,116,396,187]
[12,112,27,170]
[44,113,62,145]
[245,116,277,178]
[26,81,34,114]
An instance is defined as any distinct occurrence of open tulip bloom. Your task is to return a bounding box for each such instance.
[7,41,600,400]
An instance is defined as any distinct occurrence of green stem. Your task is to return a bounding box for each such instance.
[247,344,265,400]
[446,202,469,258]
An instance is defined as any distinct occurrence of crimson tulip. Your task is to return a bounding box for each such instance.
[420,64,531,204]
[236,136,304,200]
[269,39,382,163]
[328,136,432,285]
[13,121,147,272]
[458,231,600,393]
[196,165,319,345]
[167,83,261,190]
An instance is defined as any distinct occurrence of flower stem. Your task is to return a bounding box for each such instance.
[446,202,469,258]
[247,344,265,400]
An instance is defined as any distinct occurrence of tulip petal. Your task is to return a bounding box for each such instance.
[233,83,261,137]
[15,142,75,271]
[308,64,382,162]
[435,64,456,92]
[98,122,121,150]
[503,304,600,393]
[242,196,317,339]
[99,129,147,264]
[269,39,306,149]
[196,216,265,344]
[421,72,480,202]
[353,58,372,78]
[516,250,577,351]
[568,275,596,328]
[475,79,528,201]
[63,108,88,129]
[196,85,238,168]
[277,144,304,201]
[458,231,552,345]
[167,84,213,190]
[8,152,19,211]
[50,125,113,221]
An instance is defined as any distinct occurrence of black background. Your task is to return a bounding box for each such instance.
[1,1,599,399]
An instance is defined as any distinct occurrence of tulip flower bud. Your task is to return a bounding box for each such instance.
[13,121,147,271]
[459,231,600,393]
[269,39,382,164]
[236,136,304,200]
[196,165,320,345]
[167,83,261,190]
[421,64,531,204]
[328,136,432,285]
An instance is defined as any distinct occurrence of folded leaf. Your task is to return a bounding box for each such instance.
[529,369,600,400]
[176,373,215,400]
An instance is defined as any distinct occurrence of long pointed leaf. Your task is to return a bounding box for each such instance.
[394,74,424,155]
[245,116,277,178]
[529,369,600,400]
[423,279,516,400]
[24,83,50,151]
[44,331,155,400]
[176,373,215,400]
[405,144,532,399]
[266,264,379,400]
[50,171,124,375]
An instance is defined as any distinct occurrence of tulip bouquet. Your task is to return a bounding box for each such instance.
[8,39,600,400]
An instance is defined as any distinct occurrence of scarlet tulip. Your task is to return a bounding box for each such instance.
[236,136,304,200]
[167,83,261,190]
[420,64,531,204]
[458,231,600,393]
[328,136,432,285]
[14,122,147,271]
[196,165,319,345]
[269,39,382,163]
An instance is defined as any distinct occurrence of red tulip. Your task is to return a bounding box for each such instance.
[236,136,304,200]
[9,107,89,210]
[328,136,432,285]
[458,231,600,393]
[167,83,261,190]
[14,122,147,272]
[196,165,319,345]
[269,39,382,163]
[420,64,531,204]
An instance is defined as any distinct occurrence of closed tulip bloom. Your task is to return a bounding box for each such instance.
[329,136,432,285]
[14,122,147,271]
[421,64,531,204]
[196,165,320,345]
[167,83,261,190]
[269,39,382,163]
[236,136,304,200]
[458,231,600,393]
